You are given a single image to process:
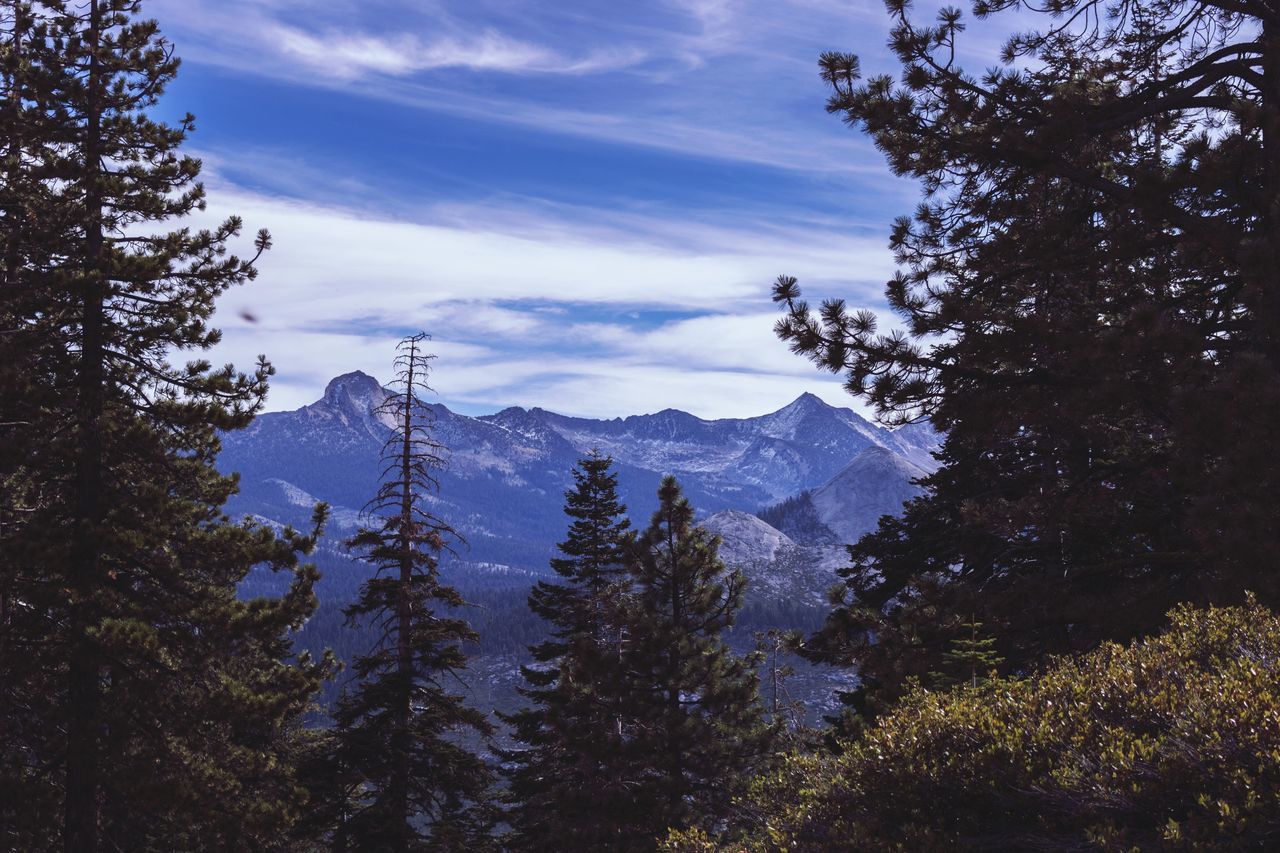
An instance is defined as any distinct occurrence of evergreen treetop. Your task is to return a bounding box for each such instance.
[617,475,777,841]
[502,451,636,852]
[0,2,330,848]
[326,334,495,852]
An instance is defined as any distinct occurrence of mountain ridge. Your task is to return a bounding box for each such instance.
[220,372,940,600]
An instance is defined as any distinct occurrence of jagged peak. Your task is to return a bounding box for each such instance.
[323,370,383,400]
[772,391,829,414]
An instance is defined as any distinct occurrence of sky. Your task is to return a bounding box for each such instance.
[142,0,999,420]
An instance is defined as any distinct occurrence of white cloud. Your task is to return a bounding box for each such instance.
[269,26,646,79]
[149,0,899,176]
[203,184,892,320]
[194,186,893,419]
[618,311,834,374]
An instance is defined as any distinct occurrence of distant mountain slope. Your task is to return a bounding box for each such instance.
[702,510,796,565]
[701,510,847,607]
[811,447,930,546]
[756,491,840,546]
[756,447,931,549]
[515,390,934,502]
[883,420,943,471]
[219,372,937,602]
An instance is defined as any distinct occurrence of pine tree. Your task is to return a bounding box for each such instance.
[617,475,776,841]
[0,5,71,843]
[774,1,1280,718]
[0,2,333,848]
[501,451,635,851]
[933,620,1004,690]
[327,333,495,852]
[756,628,806,731]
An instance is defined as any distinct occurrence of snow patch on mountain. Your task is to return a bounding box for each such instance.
[268,478,319,508]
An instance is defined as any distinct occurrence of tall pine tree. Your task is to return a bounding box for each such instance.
[617,475,776,842]
[0,2,333,848]
[327,333,495,852]
[775,0,1280,718]
[501,451,635,851]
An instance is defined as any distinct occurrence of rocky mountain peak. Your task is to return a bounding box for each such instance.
[785,391,828,409]
[295,371,395,437]
[761,392,831,425]
[322,371,386,411]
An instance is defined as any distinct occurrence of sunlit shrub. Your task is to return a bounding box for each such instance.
[668,598,1280,851]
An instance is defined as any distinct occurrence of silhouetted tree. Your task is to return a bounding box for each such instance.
[0,2,332,848]
[776,0,1280,719]
[501,452,636,851]
[617,476,777,842]
[327,334,495,852]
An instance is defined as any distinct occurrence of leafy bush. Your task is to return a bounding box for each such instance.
[668,599,1280,851]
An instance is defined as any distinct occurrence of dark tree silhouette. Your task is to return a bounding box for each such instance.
[501,452,635,851]
[0,2,331,848]
[616,476,777,842]
[325,334,495,852]
[775,0,1280,720]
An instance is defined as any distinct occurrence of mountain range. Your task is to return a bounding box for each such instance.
[219,371,939,600]
[219,372,940,718]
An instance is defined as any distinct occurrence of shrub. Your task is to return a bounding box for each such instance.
[668,598,1280,851]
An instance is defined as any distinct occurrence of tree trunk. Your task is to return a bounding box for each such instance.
[391,341,419,847]
[65,3,104,850]
[1263,20,1280,369]
[665,512,683,820]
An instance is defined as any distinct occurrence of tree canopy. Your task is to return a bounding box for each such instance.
[776,0,1280,715]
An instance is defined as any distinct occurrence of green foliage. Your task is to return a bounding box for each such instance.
[932,620,1003,689]
[501,452,638,851]
[677,599,1280,851]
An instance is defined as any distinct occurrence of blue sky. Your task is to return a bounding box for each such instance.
[146,0,980,419]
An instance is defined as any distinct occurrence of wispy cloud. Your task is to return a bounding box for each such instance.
[204,183,891,314]
[150,0,898,175]
[196,184,894,418]
[269,26,647,79]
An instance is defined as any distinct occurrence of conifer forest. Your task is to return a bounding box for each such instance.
[3,0,1280,850]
